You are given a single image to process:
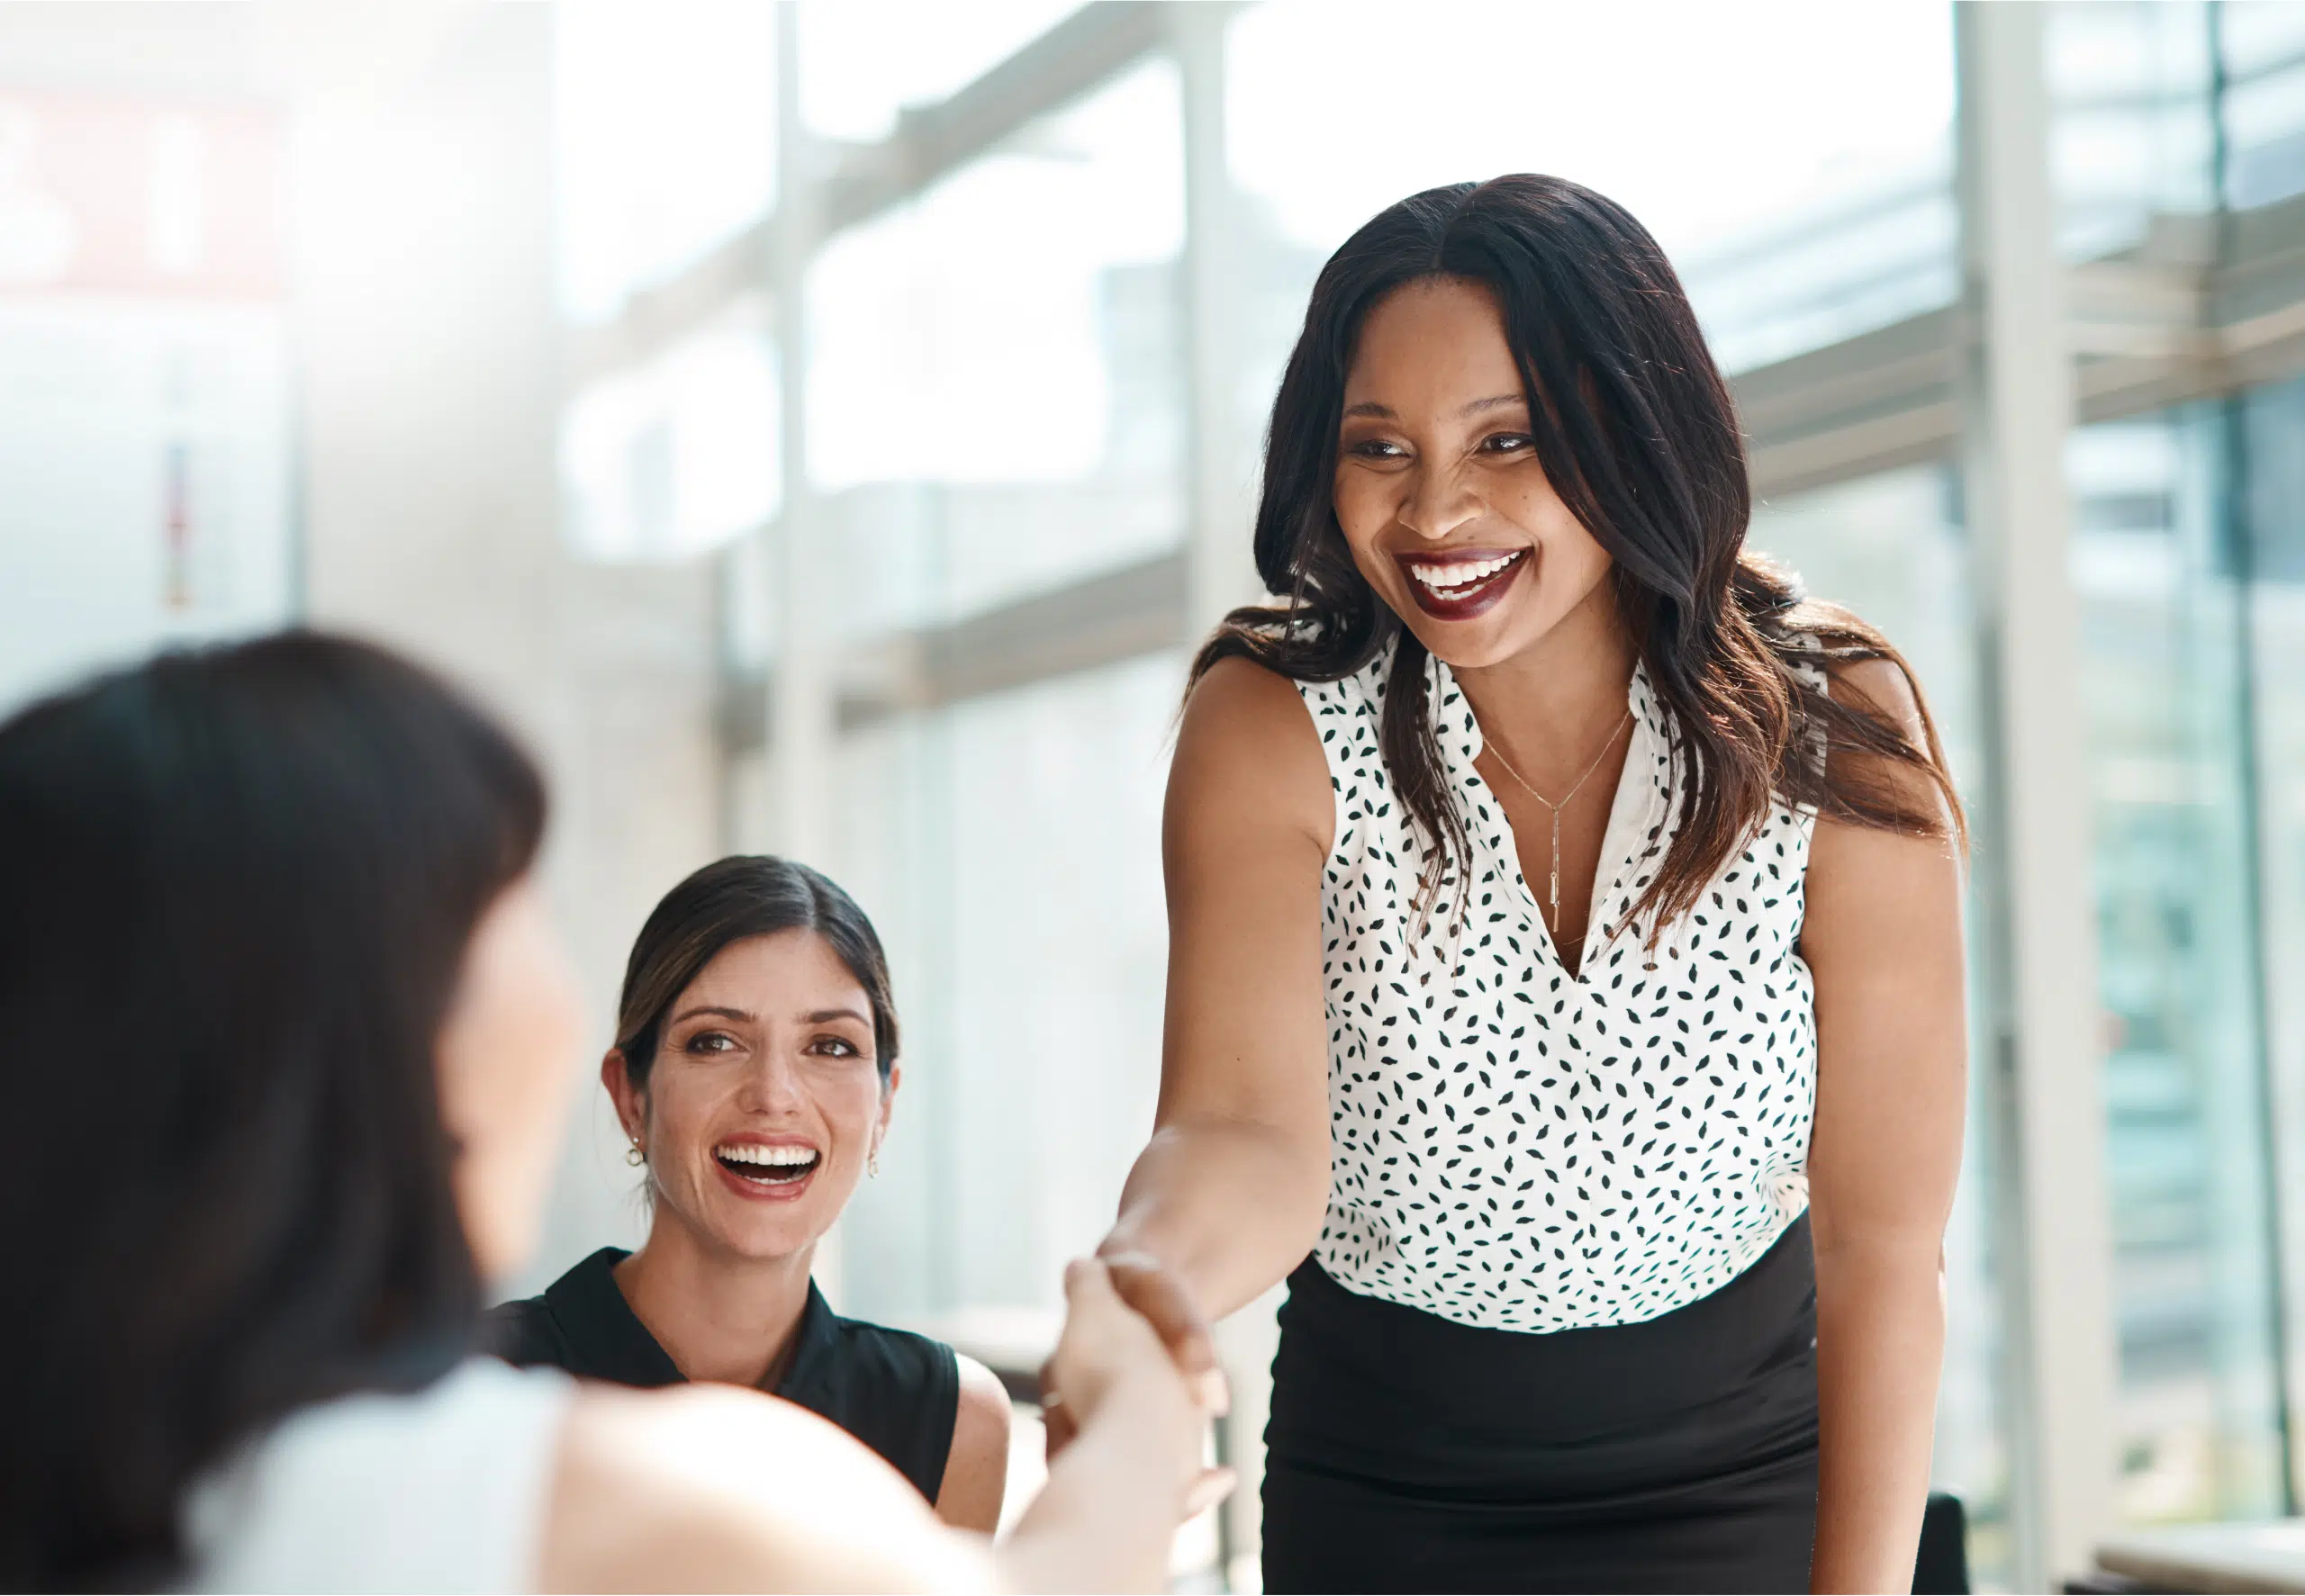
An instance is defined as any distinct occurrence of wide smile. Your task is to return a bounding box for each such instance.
[1397,547,1530,621]
[712,1139,821,1202]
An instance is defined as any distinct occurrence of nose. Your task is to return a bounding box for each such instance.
[734,1050,807,1117]
[1397,458,1483,543]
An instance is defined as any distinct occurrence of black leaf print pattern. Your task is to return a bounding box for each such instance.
[1299,640,1821,1332]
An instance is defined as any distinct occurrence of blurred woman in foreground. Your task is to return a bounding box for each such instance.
[493,855,1012,1530]
[0,632,1206,1592]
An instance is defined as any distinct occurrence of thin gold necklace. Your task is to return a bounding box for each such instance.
[1482,709,1633,935]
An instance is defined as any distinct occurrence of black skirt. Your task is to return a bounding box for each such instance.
[1261,1214,1821,1594]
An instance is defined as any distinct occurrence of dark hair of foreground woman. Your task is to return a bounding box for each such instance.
[0,633,542,1588]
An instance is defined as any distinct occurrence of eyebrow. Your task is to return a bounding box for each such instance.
[1341,392,1527,422]
[671,1004,872,1029]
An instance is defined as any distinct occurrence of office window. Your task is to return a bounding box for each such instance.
[2071,409,2285,1522]
[1747,466,2011,1577]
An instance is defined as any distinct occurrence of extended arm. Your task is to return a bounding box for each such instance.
[1098,658,1337,1321]
[1803,658,1969,1594]
[544,1262,1203,1593]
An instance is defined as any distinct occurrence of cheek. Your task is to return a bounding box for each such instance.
[1332,473,1401,588]
[1505,479,1609,581]
[814,1072,887,1148]
[645,1069,722,1150]
[1332,468,1384,545]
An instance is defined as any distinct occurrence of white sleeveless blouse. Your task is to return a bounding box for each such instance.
[1297,642,1821,1333]
[184,1357,574,1592]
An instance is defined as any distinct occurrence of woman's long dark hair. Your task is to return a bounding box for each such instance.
[0,631,547,1590]
[614,855,899,1087]
[1197,175,1963,933]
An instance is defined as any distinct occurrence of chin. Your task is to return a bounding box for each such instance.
[1396,604,1542,672]
[713,1218,818,1264]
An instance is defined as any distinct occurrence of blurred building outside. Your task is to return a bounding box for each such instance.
[6,2,2305,1590]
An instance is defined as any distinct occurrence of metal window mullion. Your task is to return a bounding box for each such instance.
[1954,5,2120,1587]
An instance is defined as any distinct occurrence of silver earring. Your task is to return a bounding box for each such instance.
[869,1148,881,1179]
[626,1141,645,1168]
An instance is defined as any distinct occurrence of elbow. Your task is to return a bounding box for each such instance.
[1281,1141,1332,1261]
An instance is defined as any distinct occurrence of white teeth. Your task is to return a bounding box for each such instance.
[716,1143,818,1168]
[1408,552,1522,591]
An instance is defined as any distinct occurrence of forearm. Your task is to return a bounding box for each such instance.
[1811,1236,1946,1594]
[1102,1119,1328,1321]
[997,1375,1196,1593]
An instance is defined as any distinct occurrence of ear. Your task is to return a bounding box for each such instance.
[601,1049,646,1145]
[874,1062,901,1144]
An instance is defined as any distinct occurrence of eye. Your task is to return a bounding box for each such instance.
[1480,431,1534,454]
[807,1035,862,1058]
[1345,437,1406,460]
[684,1031,738,1055]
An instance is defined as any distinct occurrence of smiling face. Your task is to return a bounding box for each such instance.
[609,929,896,1264]
[1333,275,1619,671]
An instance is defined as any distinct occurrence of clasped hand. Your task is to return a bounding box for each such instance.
[1038,1252,1236,1521]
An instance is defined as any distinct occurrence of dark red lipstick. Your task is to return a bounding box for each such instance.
[1396,547,1529,621]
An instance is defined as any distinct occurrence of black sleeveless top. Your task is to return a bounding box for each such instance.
[487,1247,960,1504]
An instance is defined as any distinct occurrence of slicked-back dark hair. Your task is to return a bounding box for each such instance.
[615,855,899,1087]
[0,630,546,1590]
[1197,175,1963,933]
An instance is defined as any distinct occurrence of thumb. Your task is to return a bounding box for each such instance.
[1063,1256,1121,1313]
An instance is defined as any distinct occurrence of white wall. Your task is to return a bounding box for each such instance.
[289,3,725,1297]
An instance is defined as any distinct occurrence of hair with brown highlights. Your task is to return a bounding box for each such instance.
[614,855,899,1088]
[1194,175,1964,936]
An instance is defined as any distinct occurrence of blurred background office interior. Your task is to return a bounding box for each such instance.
[3,0,2305,1588]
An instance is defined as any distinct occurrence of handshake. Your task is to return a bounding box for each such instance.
[1036,1252,1239,1525]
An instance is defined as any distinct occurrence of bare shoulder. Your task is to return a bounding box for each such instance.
[1822,654,1925,734]
[543,1383,990,1594]
[952,1354,1013,1447]
[1171,654,1332,855]
[936,1355,1012,1533]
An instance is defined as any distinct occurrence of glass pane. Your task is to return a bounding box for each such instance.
[807,58,1186,636]
[2221,3,2305,209]
[555,0,777,325]
[1226,0,1957,377]
[2070,409,2285,1523]
[833,650,1181,1321]
[2047,1,2218,258]
[1746,467,2013,1583]
[798,0,1082,142]
[560,329,782,564]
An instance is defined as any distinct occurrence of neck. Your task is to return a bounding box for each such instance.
[1452,584,1640,782]
[613,1211,817,1389]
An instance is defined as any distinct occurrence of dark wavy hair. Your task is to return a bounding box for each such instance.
[1196,175,1963,933]
[614,855,899,1087]
[0,631,546,1590]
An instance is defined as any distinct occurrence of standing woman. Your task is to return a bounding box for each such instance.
[1097,176,1968,1592]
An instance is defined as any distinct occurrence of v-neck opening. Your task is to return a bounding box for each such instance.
[1430,652,1667,984]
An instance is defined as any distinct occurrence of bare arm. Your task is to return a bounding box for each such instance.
[1803,657,1969,1594]
[935,1355,1012,1532]
[1098,657,1336,1321]
[542,1263,1201,1594]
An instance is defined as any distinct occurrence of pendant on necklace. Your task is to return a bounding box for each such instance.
[1549,808,1562,930]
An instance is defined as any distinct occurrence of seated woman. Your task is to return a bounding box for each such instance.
[491,856,1010,1529]
[0,632,1211,1592]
